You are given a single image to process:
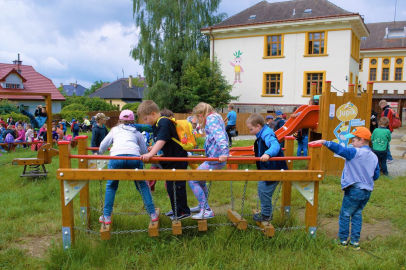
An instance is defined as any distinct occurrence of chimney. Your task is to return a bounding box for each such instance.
[13,53,22,74]
[60,83,63,88]
[129,75,133,88]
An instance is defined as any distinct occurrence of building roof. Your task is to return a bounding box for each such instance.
[62,83,88,96]
[0,63,65,101]
[0,67,27,82]
[361,21,406,50]
[204,0,355,30]
[89,78,145,100]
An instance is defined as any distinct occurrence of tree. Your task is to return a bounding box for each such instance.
[131,0,225,88]
[62,96,118,111]
[85,80,109,96]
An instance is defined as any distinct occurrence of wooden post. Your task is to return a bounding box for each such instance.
[45,94,53,144]
[77,136,90,229]
[148,208,160,237]
[305,144,322,236]
[366,82,374,130]
[281,136,294,218]
[348,84,355,96]
[172,221,182,235]
[58,141,74,249]
[310,82,317,97]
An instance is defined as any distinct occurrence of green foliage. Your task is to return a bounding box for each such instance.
[60,103,88,122]
[85,80,109,96]
[61,103,88,112]
[130,77,145,87]
[62,96,118,112]
[145,57,235,112]
[131,0,226,88]
[57,85,67,96]
[0,111,29,123]
[0,100,19,115]
[121,102,140,112]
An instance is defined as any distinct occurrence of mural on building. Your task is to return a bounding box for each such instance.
[230,50,244,84]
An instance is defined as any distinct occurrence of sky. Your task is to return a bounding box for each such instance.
[0,0,405,89]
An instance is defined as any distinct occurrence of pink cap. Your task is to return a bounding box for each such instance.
[119,109,134,121]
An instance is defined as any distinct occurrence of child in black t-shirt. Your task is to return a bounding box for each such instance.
[138,100,191,220]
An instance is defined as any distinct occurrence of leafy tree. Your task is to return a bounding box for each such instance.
[57,85,67,96]
[121,102,141,112]
[130,77,145,87]
[85,80,109,96]
[62,96,118,111]
[0,112,29,123]
[131,0,225,88]
[0,100,19,115]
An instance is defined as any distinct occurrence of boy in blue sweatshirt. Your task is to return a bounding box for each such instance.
[246,114,287,222]
[311,127,379,250]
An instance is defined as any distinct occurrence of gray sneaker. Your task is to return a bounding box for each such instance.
[190,206,200,213]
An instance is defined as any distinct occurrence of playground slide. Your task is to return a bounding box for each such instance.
[274,105,319,142]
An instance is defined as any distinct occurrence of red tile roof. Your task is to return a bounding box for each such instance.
[0,63,65,101]
[0,67,27,82]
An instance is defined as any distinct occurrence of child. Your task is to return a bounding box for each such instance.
[224,104,237,147]
[310,127,380,250]
[91,113,109,151]
[371,117,391,176]
[246,114,287,222]
[71,119,80,138]
[295,128,309,156]
[98,109,158,224]
[189,102,229,219]
[37,124,47,141]
[25,124,34,143]
[138,100,191,220]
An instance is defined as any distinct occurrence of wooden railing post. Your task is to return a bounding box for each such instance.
[58,141,74,249]
[305,144,322,236]
[281,136,294,217]
[310,82,317,97]
[77,135,90,229]
[348,84,355,96]
[366,82,374,130]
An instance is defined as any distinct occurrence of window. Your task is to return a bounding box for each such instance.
[381,58,390,81]
[303,72,325,96]
[306,32,326,55]
[5,83,20,89]
[395,68,403,81]
[264,35,283,57]
[382,68,389,81]
[369,68,376,81]
[263,73,282,96]
[359,58,363,71]
[394,57,403,81]
[351,32,360,61]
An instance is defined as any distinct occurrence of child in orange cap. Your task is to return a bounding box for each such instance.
[310,127,380,250]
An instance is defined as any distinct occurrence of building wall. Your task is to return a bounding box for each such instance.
[106,99,126,110]
[359,52,406,93]
[212,28,355,112]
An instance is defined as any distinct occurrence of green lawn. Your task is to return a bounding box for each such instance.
[0,136,405,269]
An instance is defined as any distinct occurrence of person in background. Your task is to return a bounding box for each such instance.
[61,119,67,135]
[91,113,110,151]
[224,104,237,147]
[83,116,91,132]
[38,124,47,141]
[295,128,309,156]
[71,119,80,138]
[25,124,34,143]
[378,100,394,164]
[15,124,26,147]
[273,110,285,132]
[265,115,275,129]
[7,116,15,126]
[371,117,391,176]
[370,110,378,133]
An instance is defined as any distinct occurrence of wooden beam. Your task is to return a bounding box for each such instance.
[253,211,275,237]
[227,209,247,230]
[77,136,90,229]
[57,169,324,182]
[198,220,208,232]
[148,208,160,237]
[100,223,112,240]
[172,221,182,235]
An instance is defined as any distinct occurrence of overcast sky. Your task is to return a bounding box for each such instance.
[0,0,405,88]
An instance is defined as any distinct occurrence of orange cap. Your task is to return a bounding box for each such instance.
[344,126,371,140]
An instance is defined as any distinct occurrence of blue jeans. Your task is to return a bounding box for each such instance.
[103,154,155,216]
[387,146,393,161]
[297,135,308,156]
[338,186,371,243]
[258,181,279,217]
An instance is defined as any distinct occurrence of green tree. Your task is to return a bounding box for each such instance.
[62,96,118,111]
[131,0,225,88]
[0,100,19,115]
[85,80,109,96]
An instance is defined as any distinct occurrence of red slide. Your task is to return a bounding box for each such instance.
[274,105,319,142]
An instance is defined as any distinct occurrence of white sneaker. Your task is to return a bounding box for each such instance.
[191,209,214,220]
[387,159,394,164]
[190,205,201,213]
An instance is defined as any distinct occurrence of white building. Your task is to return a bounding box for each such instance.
[202,0,368,113]
[359,21,406,120]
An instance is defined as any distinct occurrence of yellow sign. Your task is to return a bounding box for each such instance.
[336,102,358,122]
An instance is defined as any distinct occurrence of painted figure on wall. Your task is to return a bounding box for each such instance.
[230,50,244,84]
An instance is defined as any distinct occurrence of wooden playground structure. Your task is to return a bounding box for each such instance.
[0,91,58,177]
[55,81,374,249]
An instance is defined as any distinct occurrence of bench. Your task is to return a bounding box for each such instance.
[12,143,59,178]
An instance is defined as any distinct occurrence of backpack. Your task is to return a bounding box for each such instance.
[384,108,401,129]
[156,117,197,151]
[5,133,14,143]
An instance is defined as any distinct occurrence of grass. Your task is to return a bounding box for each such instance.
[0,135,406,269]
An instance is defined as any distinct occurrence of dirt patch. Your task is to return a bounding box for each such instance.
[296,209,398,240]
[14,234,59,258]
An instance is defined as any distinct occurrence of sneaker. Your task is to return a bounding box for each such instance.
[387,159,394,164]
[350,242,360,250]
[252,213,270,222]
[191,209,215,220]
[165,210,174,216]
[335,239,348,247]
[99,215,112,225]
[190,205,201,213]
[150,213,159,223]
[170,213,191,221]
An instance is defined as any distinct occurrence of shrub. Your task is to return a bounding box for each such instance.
[0,111,29,123]
[0,100,19,115]
[121,102,140,113]
[62,96,118,111]
[60,103,88,122]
